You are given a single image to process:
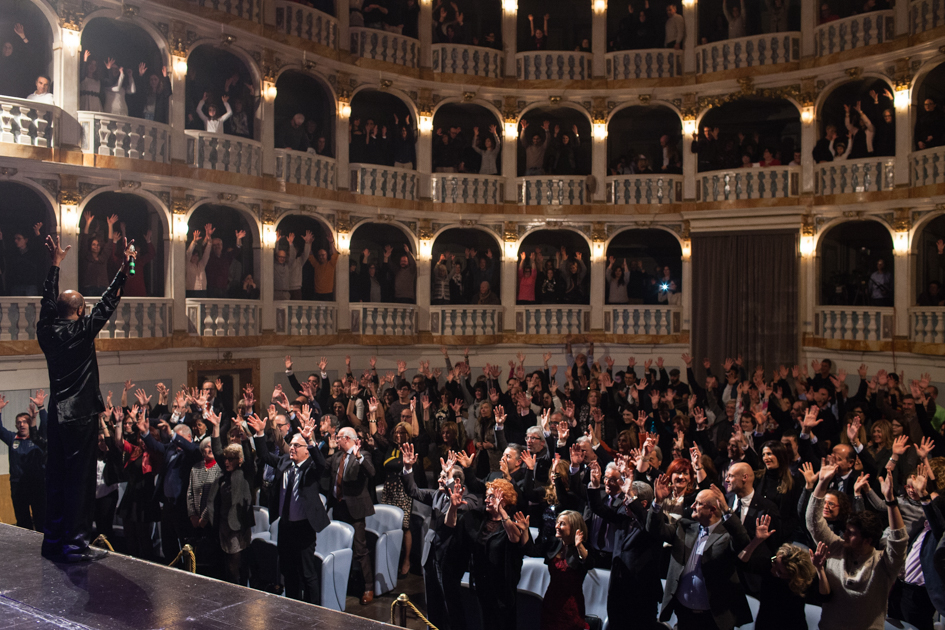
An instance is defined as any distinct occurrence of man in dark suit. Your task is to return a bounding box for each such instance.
[724,462,781,594]
[587,462,663,629]
[584,461,624,569]
[248,414,330,604]
[328,426,376,604]
[647,481,752,630]
[401,444,478,630]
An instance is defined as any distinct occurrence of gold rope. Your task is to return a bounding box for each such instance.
[91,534,114,551]
[167,544,197,572]
[389,593,439,630]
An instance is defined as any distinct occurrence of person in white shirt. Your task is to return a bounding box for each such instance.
[102,58,135,116]
[25,75,54,105]
[664,3,685,49]
[723,0,747,39]
[197,94,233,134]
[186,225,213,296]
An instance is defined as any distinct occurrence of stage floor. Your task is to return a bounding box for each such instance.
[0,524,398,630]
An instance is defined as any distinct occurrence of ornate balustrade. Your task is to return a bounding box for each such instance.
[350,163,419,200]
[186,299,261,337]
[910,0,945,33]
[194,0,260,21]
[607,174,682,205]
[911,146,945,187]
[814,11,894,56]
[518,176,586,205]
[275,148,336,189]
[185,131,262,177]
[350,27,419,68]
[432,44,503,78]
[85,298,172,339]
[275,0,338,48]
[275,301,337,336]
[696,32,800,73]
[0,96,57,148]
[815,306,894,341]
[515,306,588,335]
[0,298,42,341]
[910,307,945,344]
[432,173,504,204]
[700,167,799,202]
[351,303,417,336]
[430,306,502,337]
[605,305,680,336]
[78,112,170,163]
[605,49,680,79]
[516,51,591,81]
[817,158,894,195]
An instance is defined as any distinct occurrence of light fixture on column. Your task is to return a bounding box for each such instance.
[592,0,606,14]
[338,92,352,119]
[681,0,695,7]
[172,202,189,242]
[894,230,909,254]
[894,83,911,111]
[504,116,518,142]
[263,80,278,102]
[418,238,433,261]
[173,55,188,79]
[502,0,517,13]
[62,26,81,57]
[58,191,80,233]
[682,116,696,136]
[336,228,351,254]
[592,117,607,141]
[262,222,277,248]
[681,239,692,260]
[418,109,434,133]
[801,106,814,125]
[799,215,815,257]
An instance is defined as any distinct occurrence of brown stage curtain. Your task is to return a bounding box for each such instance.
[691,230,798,376]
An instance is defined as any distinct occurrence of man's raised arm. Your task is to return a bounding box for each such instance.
[89,238,135,336]
[40,235,69,324]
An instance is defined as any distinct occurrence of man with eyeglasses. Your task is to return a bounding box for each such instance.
[328,426,376,605]
[248,414,329,604]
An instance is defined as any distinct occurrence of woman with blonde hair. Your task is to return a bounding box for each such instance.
[524,456,585,542]
[540,510,590,630]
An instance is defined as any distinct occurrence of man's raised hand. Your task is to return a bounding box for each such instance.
[45,235,71,266]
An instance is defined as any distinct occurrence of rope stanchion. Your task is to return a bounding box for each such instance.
[91,534,114,551]
[167,544,197,573]
[390,593,439,630]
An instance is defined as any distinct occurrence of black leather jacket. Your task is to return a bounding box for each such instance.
[37,266,126,422]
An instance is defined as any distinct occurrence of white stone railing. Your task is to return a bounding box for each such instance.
[817,158,894,195]
[515,306,588,335]
[430,306,502,336]
[350,27,419,68]
[696,32,800,73]
[911,146,945,187]
[607,174,682,205]
[518,176,586,205]
[275,148,336,189]
[78,112,170,164]
[910,0,945,33]
[186,299,260,337]
[700,167,799,201]
[432,44,503,78]
[194,0,260,21]
[186,130,262,177]
[814,11,894,56]
[0,298,42,341]
[516,51,591,81]
[0,96,57,148]
[275,0,338,48]
[816,306,894,341]
[350,163,419,200]
[82,298,172,339]
[351,303,417,336]
[275,301,337,336]
[432,173,504,204]
[605,305,680,336]
[605,49,680,79]
[910,307,945,343]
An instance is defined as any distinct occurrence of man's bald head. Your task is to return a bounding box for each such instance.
[57,290,85,319]
[338,427,357,440]
[725,462,755,496]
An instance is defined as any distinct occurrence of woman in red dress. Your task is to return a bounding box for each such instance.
[541,510,590,630]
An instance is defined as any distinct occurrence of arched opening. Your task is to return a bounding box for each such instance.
[517,230,590,304]
[819,221,893,306]
[432,0,502,47]
[349,89,414,167]
[350,223,415,303]
[431,228,501,305]
[79,18,167,119]
[431,103,502,174]
[816,78,895,161]
[0,181,55,295]
[916,215,945,305]
[913,62,945,151]
[517,106,592,176]
[185,46,258,139]
[185,205,257,299]
[80,192,165,297]
[274,71,334,156]
[605,229,682,304]
[517,1,591,51]
[0,1,53,99]
[273,214,335,301]
[607,105,682,174]
[695,97,800,172]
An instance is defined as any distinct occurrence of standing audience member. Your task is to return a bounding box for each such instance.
[665,3,686,49]
[0,390,47,532]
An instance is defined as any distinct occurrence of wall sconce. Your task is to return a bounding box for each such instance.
[682,117,696,136]
[418,238,433,261]
[262,223,277,248]
[173,213,188,241]
[419,114,434,133]
[681,239,692,260]
[504,240,518,260]
[336,229,351,254]
[801,106,814,125]
[172,55,188,79]
[799,235,815,257]
[681,0,695,7]
[592,0,607,14]
[263,81,278,101]
[592,240,605,262]
[338,96,351,119]
[502,0,517,13]
[592,120,607,141]
[62,27,81,57]
[504,120,518,141]
[894,86,911,111]
[894,230,909,254]
[60,203,79,233]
